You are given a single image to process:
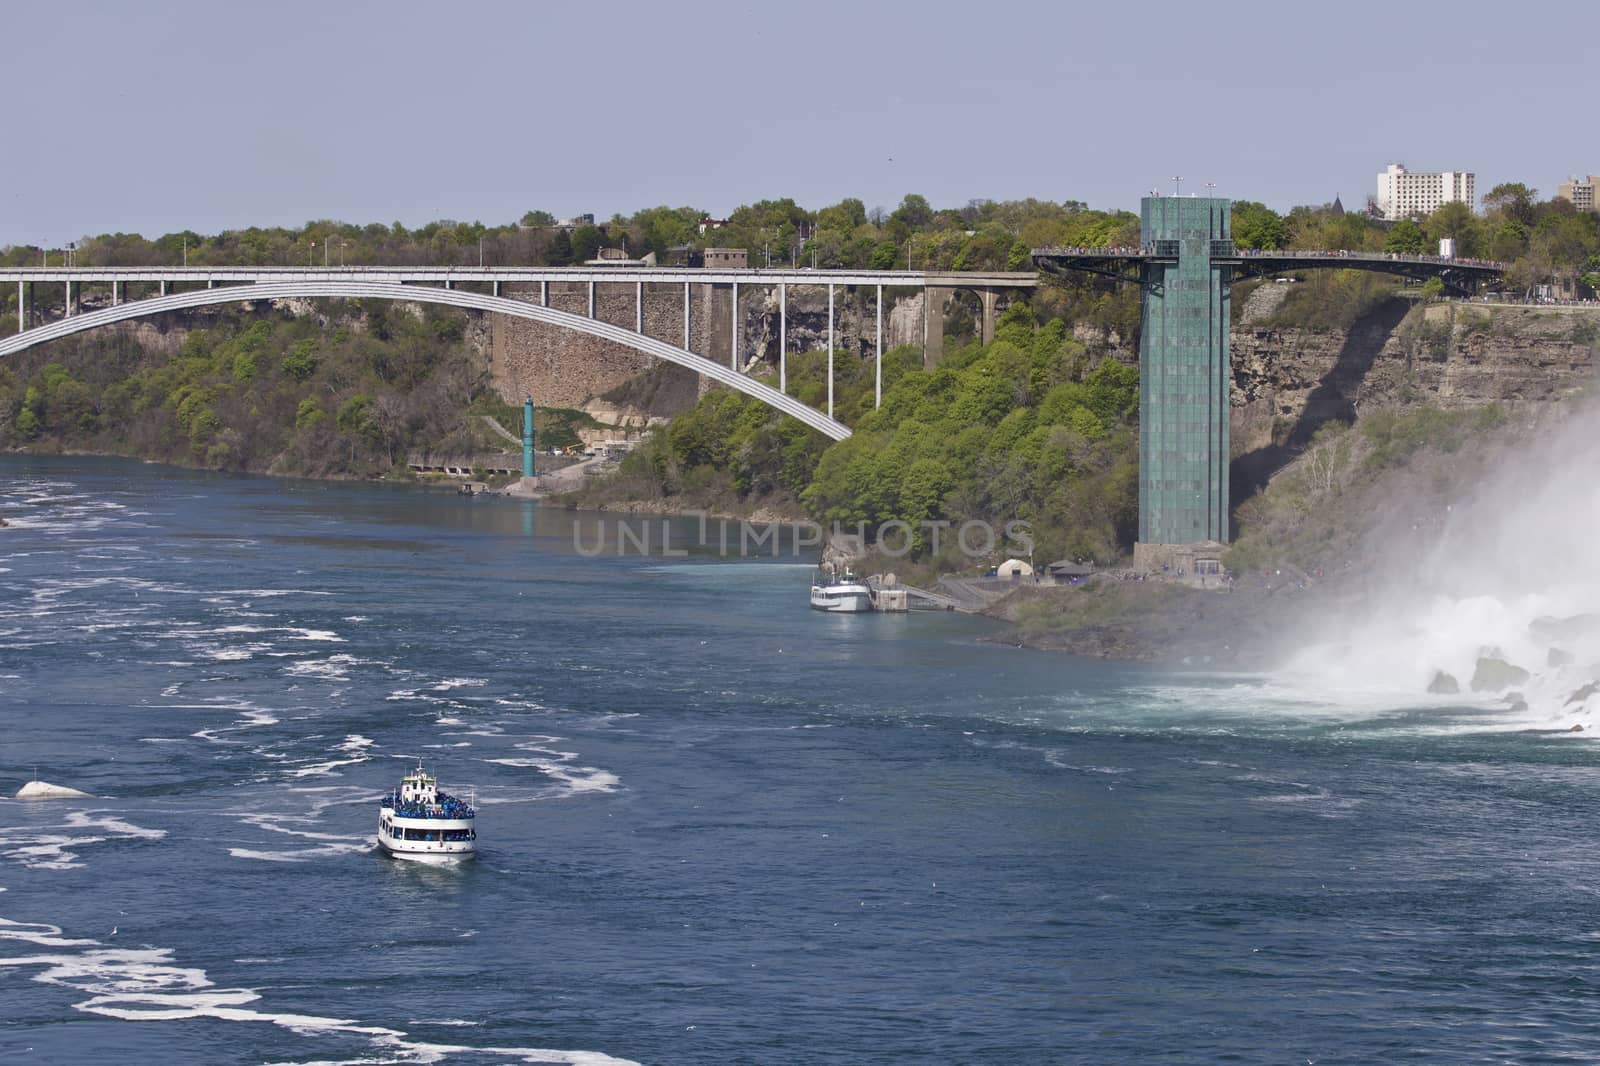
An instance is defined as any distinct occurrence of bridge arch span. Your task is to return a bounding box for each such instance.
[0,281,853,441]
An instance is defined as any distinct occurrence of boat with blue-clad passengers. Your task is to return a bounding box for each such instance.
[378,763,477,862]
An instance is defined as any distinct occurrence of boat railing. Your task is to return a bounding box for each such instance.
[380,794,475,819]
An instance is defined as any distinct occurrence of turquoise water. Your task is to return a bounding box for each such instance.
[2,456,1600,1064]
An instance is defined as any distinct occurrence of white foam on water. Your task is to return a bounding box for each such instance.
[284,655,369,682]
[432,678,488,691]
[285,628,345,642]
[282,736,375,780]
[484,741,620,797]
[0,916,639,1064]
[0,811,165,871]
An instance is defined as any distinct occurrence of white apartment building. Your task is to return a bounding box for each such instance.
[1374,164,1475,221]
[1556,176,1597,212]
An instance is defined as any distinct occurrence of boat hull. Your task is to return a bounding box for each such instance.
[378,810,476,862]
[810,584,874,613]
[377,837,477,863]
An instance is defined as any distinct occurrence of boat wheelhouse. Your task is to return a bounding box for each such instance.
[378,763,477,862]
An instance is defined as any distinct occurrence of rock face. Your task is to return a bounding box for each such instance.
[488,282,939,415]
[15,780,92,799]
[1229,297,1598,502]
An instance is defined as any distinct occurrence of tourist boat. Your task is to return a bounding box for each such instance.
[809,570,875,613]
[378,763,477,862]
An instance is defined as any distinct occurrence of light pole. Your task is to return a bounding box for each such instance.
[182,235,187,267]
[308,241,315,268]
[479,236,484,267]
[1206,182,1216,199]
[324,239,329,268]
[1172,175,1184,198]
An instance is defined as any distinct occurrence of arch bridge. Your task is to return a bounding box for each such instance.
[0,265,1039,442]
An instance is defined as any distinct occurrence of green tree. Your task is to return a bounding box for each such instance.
[1483,183,1537,226]
[280,340,318,382]
[295,398,324,429]
[1231,201,1288,250]
[1385,218,1429,255]
[548,228,574,266]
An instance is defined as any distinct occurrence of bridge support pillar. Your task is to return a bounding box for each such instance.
[587,281,595,319]
[16,281,23,332]
[731,281,739,370]
[683,281,691,351]
[978,288,999,345]
[111,280,119,306]
[635,280,643,334]
[827,283,835,419]
[540,280,548,307]
[875,283,883,408]
[923,286,957,368]
[522,395,535,480]
[1136,195,1232,550]
[160,279,167,296]
[779,283,787,394]
[64,278,72,318]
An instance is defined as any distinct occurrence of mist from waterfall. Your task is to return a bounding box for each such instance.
[1276,403,1600,728]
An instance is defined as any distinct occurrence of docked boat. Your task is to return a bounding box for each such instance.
[378,763,477,862]
[810,569,875,613]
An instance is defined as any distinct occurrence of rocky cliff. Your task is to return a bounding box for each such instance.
[1229,286,1597,501]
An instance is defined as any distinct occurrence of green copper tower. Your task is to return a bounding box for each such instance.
[1137,196,1232,546]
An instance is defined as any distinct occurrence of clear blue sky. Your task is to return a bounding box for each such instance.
[2,0,1592,247]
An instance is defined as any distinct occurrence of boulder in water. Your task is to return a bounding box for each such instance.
[1531,614,1600,642]
[1428,671,1461,695]
[1573,724,1586,733]
[1470,655,1530,693]
[14,780,92,800]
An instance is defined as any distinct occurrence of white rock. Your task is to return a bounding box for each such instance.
[14,780,92,800]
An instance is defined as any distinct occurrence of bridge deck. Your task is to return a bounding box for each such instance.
[1032,246,1504,274]
[0,265,1038,288]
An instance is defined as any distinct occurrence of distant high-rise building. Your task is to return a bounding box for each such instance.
[1556,176,1598,212]
[1374,164,1475,221]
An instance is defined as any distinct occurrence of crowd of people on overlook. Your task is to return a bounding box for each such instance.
[1042,246,1501,268]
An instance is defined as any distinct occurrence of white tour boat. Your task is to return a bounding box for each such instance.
[378,763,477,862]
[810,569,875,613]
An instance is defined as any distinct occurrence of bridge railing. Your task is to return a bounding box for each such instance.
[1033,245,1504,271]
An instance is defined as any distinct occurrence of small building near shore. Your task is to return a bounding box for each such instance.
[996,558,1033,579]
[704,247,748,268]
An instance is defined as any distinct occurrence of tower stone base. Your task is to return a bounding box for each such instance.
[1133,541,1226,578]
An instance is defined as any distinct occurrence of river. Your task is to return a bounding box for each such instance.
[2,455,1599,1064]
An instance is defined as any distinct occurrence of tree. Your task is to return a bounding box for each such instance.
[1231,201,1288,250]
[890,194,933,231]
[1482,183,1537,226]
[1385,218,1429,255]
[548,228,574,266]
[519,210,556,227]
[1424,201,1482,256]
[570,225,603,263]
